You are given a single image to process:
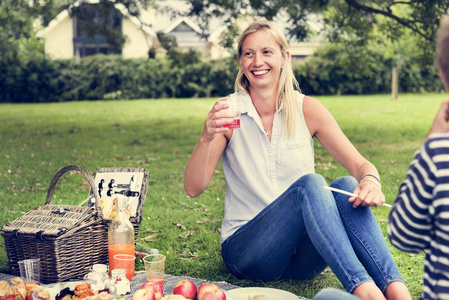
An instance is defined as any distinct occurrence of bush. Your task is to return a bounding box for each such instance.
[0,36,61,103]
[0,43,442,103]
[294,43,392,95]
[294,43,442,96]
[398,60,442,93]
[48,54,238,101]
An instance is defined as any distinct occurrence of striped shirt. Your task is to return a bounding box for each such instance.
[388,133,449,300]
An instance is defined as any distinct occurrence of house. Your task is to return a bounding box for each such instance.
[153,3,324,61]
[161,17,210,57]
[37,0,156,59]
[37,1,323,61]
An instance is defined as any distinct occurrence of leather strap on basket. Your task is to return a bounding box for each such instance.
[45,165,102,218]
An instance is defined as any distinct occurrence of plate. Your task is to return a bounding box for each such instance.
[226,287,299,300]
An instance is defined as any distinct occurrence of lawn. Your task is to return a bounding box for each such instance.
[0,93,446,299]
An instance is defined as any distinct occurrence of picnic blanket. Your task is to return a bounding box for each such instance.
[0,271,309,299]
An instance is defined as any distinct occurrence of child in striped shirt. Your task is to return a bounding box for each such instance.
[388,15,449,300]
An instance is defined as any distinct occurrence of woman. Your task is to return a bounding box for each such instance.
[184,20,411,300]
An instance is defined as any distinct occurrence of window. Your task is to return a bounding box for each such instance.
[73,3,122,57]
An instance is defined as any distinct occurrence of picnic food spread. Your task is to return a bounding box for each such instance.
[0,277,231,300]
[0,278,119,300]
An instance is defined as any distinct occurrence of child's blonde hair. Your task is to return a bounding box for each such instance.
[437,15,449,89]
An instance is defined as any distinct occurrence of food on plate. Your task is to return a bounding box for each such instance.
[32,289,50,300]
[56,287,75,300]
[0,281,9,298]
[163,295,187,300]
[197,284,226,300]
[81,291,117,300]
[25,282,42,300]
[173,280,197,300]
[1,278,41,300]
[11,278,25,288]
[73,283,95,299]
[248,296,265,300]
[2,280,118,300]
[55,284,118,300]
[58,294,74,300]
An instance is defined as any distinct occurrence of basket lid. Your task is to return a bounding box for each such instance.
[1,204,96,239]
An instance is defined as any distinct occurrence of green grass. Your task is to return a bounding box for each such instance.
[0,93,446,299]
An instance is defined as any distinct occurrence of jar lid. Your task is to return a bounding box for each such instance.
[92,264,108,273]
[111,268,126,277]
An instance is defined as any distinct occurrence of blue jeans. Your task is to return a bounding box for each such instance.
[221,174,404,293]
[313,288,361,300]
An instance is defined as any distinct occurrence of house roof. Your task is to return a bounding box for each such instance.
[163,17,202,34]
[37,0,156,38]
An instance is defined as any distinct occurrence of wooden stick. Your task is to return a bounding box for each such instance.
[324,186,392,208]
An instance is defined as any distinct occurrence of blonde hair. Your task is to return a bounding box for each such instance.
[437,15,449,89]
[234,20,300,136]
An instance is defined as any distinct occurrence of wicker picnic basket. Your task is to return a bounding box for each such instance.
[1,165,149,284]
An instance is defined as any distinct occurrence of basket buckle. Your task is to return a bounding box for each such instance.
[52,207,68,215]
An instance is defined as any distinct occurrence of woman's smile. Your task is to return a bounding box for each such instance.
[252,69,270,76]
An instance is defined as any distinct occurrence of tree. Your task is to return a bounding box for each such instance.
[177,0,449,48]
[0,0,57,102]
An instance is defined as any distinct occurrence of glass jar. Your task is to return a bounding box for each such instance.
[110,268,130,295]
[84,264,109,292]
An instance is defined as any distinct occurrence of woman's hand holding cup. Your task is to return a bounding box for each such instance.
[203,96,241,141]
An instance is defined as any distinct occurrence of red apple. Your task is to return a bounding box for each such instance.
[140,282,163,300]
[173,280,197,300]
[202,289,226,300]
[197,284,224,300]
[132,288,155,300]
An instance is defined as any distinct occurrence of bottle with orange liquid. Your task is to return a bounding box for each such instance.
[108,195,135,280]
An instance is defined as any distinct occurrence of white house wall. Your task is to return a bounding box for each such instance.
[122,18,152,58]
[43,15,74,59]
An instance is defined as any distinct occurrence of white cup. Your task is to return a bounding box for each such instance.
[18,258,40,283]
[219,95,241,129]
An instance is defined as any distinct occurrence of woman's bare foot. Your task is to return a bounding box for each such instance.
[353,281,386,300]
[384,281,412,300]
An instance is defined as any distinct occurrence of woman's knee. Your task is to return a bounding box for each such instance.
[295,173,327,188]
[313,288,359,300]
[292,173,336,206]
[331,176,357,191]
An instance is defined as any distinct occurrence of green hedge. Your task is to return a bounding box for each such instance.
[0,45,443,103]
[294,43,443,96]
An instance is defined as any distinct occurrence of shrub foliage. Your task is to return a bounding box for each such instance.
[0,44,442,103]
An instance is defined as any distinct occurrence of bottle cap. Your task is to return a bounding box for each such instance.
[149,248,159,255]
